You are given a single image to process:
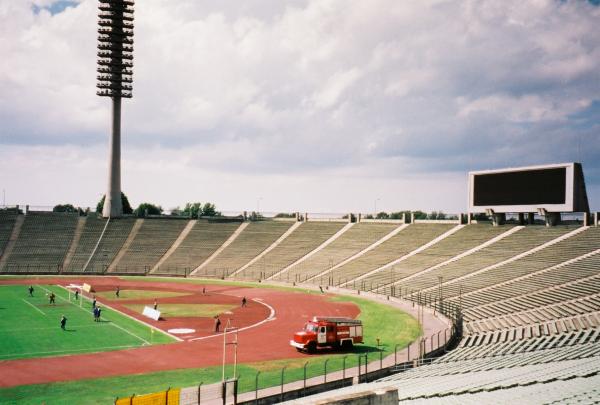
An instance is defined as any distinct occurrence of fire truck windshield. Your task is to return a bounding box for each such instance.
[304,324,318,332]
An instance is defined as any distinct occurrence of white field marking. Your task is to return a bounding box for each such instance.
[62,285,183,342]
[188,298,276,342]
[0,344,139,359]
[43,285,152,346]
[109,319,150,345]
[21,299,46,315]
[0,324,118,333]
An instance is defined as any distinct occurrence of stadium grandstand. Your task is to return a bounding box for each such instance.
[0,163,599,403]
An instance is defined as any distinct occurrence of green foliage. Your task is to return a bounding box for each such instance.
[53,204,76,213]
[96,192,133,214]
[412,210,427,220]
[274,212,295,218]
[201,202,220,217]
[390,211,409,220]
[428,211,446,220]
[181,202,221,218]
[134,202,163,217]
[375,211,389,219]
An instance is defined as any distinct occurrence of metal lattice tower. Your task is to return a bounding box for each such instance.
[97,0,134,218]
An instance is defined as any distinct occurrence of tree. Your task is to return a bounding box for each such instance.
[134,203,162,217]
[182,202,202,219]
[96,192,133,214]
[201,202,220,217]
[53,204,76,213]
[275,213,295,218]
[376,211,389,219]
[412,210,428,220]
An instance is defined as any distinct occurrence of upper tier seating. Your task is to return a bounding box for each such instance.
[278,222,399,282]
[0,212,77,272]
[325,224,455,285]
[0,210,17,257]
[197,221,294,276]
[391,225,576,294]
[65,215,108,272]
[110,218,188,273]
[154,220,240,274]
[238,221,347,279]
[365,224,511,288]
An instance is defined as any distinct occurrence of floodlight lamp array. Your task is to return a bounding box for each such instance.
[96,0,134,98]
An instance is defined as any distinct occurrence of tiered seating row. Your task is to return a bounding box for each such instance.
[1,212,77,272]
[326,224,455,285]
[0,210,17,256]
[280,223,399,282]
[393,226,573,294]
[111,219,188,273]
[240,221,346,279]
[365,224,511,288]
[198,221,294,276]
[65,216,107,272]
[438,226,598,299]
[155,220,240,274]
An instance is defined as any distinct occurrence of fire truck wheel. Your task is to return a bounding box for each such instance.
[307,341,317,353]
[342,340,353,350]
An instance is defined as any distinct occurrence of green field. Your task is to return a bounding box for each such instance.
[0,285,175,361]
[0,282,421,404]
[95,289,190,300]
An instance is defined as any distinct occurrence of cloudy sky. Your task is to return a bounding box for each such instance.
[1,0,599,215]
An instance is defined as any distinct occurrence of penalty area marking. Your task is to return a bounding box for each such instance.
[188,297,276,342]
[57,285,183,342]
[21,299,46,316]
[38,285,153,346]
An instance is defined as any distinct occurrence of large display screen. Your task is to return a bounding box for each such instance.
[473,168,566,206]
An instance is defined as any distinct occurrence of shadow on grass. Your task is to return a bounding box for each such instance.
[303,344,384,356]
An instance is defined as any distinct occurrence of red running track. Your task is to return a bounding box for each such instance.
[0,277,360,388]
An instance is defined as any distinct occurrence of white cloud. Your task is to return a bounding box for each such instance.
[0,0,599,212]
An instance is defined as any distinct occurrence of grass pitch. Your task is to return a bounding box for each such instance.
[123,303,237,317]
[0,285,175,361]
[0,286,421,404]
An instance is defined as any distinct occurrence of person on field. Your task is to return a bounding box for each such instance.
[153,300,158,310]
[214,316,221,332]
[115,286,120,298]
[241,297,247,307]
[92,296,97,308]
[202,287,206,294]
[74,289,79,301]
[97,307,102,322]
[49,292,56,305]
[93,306,99,322]
[28,285,34,297]
[319,286,324,293]
[60,315,67,330]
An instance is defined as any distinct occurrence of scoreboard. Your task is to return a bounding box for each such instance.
[469,163,589,213]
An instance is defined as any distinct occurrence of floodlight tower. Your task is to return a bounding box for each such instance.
[96,0,134,218]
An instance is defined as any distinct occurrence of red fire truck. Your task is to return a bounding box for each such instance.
[290,316,363,353]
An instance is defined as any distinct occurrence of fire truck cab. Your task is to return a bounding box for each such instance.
[290,316,363,353]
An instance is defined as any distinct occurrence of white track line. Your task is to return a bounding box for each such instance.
[188,297,276,342]
[0,344,139,359]
[21,298,46,316]
[40,285,151,346]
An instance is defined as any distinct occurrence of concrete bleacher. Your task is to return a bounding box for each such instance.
[279,222,399,282]
[154,220,240,274]
[324,224,455,286]
[393,225,576,294]
[0,210,17,257]
[0,212,77,272]
[439,225,596,300]
[238,221,347,279]
[64,215,108,272]
[195,220,294,277]
[110,218,188,273]
[366,224,511,290]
